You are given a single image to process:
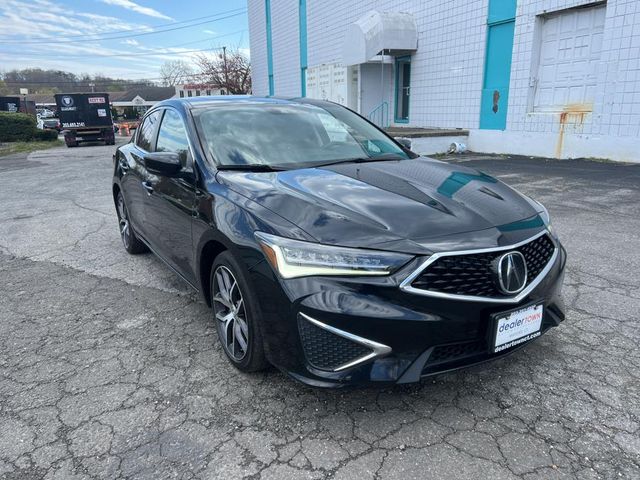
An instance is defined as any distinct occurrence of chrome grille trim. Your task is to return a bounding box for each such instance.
[399,230,558,304]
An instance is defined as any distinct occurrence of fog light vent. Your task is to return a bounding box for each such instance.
[298,317,370,371]
[297,313,391,372]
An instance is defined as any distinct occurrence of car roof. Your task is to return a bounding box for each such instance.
[154,96,328,111]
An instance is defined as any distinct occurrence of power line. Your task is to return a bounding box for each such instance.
[0,8,245,42]
[0,9,246,45]
[0,29,246,59]
[2,72,215,86]
[0,8,246,44]
[0,46,224,59]
[150,29,246,50]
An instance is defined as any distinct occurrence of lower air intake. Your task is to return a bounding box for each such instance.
[298,316,372,371]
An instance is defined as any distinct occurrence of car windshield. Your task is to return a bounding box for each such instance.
[192,101,412,168]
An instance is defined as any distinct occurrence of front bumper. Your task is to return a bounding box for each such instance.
[249,239,567,388]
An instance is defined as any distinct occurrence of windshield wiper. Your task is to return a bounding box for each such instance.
[216,164,287,172]
[312,154,407,168]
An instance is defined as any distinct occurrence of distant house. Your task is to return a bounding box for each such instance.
[110,86,176,117]
[175,83,227,99]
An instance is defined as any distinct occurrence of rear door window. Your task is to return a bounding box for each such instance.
[136,111,161,152]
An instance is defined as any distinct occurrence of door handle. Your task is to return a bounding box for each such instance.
[142,181,154,194]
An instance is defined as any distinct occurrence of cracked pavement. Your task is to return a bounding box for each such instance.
[0,142,639,479]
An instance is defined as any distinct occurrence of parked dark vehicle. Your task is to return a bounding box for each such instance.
[112,97,566,387]
[55,93,115,147]
[0,96,21,113]
[41,118,61,132]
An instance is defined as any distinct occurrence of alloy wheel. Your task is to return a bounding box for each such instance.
[213,265,249,361]
[116,194,131,250]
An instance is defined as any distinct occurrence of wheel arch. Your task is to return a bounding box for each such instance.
[112,183,121,205]
[198,238,229,307]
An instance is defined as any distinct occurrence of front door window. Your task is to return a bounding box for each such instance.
[395,57,411,123]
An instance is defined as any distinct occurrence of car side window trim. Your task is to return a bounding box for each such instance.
[135,109,162,153]
[154,106,197,177]
[154,107,195,172]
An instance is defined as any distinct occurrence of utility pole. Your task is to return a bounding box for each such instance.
[89,83,95,93]
[222,46,228,93]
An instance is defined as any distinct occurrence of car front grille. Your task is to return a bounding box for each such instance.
[298,316,372,371]
[410,233,555,299]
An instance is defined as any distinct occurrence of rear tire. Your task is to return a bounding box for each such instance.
[211,251,268,372]
[115,191,147,254]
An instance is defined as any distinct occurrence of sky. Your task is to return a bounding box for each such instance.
[0,0,250,80]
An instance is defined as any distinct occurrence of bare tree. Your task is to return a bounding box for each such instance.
[159,60,194,87]
[195,47,251,94]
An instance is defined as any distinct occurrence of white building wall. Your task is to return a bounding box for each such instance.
[249,0,640,161]
[271,0,301,96]
[359,62,394,122]
[305,0,488,129]
[248,0,269,96]
[401,0,487,129]
[471,0,640,161]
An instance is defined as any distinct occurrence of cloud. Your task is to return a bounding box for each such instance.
[203,29,217,35]
[100,0,172,20]
[122,39,140,46]
[0,0,151,38]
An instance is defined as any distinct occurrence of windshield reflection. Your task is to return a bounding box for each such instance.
[192,102,410,168]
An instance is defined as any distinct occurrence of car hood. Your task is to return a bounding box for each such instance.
[217,158,544,254]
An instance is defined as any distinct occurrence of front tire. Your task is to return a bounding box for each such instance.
[115,191,147,254]
[211,252,268,372]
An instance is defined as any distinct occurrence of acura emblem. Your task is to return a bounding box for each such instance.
[496,251,528,295]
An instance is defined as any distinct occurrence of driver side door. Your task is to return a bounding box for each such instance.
[143,108,197,285]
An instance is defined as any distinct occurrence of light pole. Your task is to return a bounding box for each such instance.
[19,87,28,114]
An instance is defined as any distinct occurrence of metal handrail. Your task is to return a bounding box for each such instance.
[367,101,389,128]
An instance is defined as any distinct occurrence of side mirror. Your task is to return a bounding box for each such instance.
[394,137,412,150]
[143,152,182,176]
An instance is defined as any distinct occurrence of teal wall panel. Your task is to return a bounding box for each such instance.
[488,0,517,24]
[299,0,307,97]
[265,0,274,96]
[480,0,517,130]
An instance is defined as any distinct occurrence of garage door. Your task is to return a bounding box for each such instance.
[533,4,606,112]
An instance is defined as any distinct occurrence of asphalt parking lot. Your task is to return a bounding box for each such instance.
[1,140,639,479]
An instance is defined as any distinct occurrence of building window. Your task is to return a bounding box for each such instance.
[187,90,192,97]
[179,91,184,98]
[531,4,605,112]
[196,90,201,96]
[206,90,211,96]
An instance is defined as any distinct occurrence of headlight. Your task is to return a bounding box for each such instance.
[255,232,413,279]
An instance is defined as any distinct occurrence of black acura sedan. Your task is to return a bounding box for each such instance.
[112,97,566,387]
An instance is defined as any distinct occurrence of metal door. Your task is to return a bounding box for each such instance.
[533,5,605,111]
